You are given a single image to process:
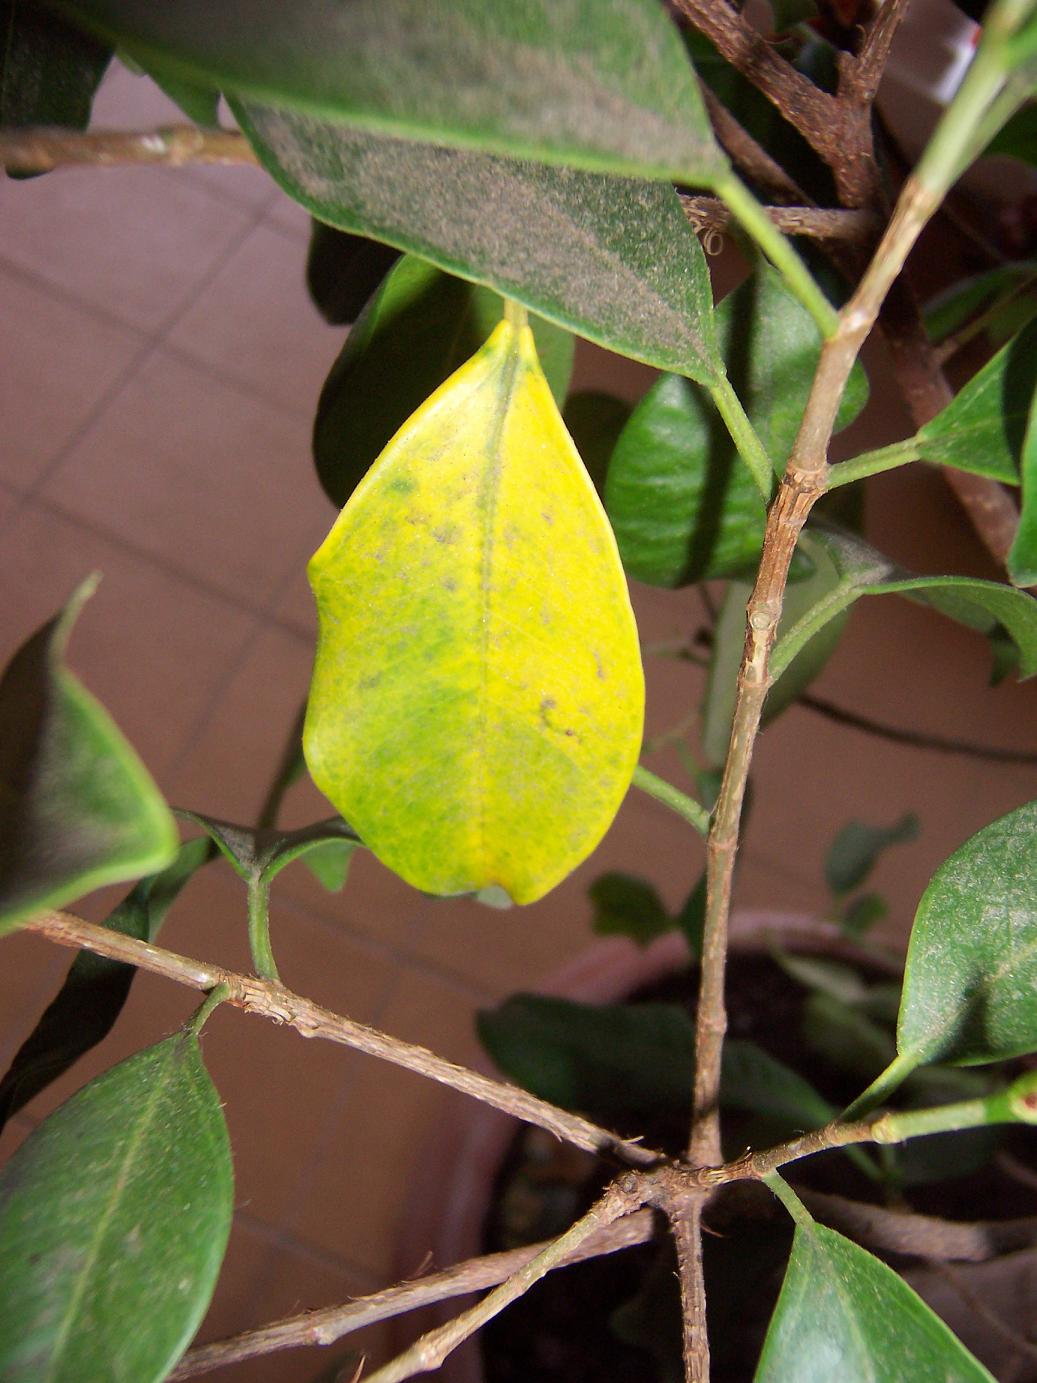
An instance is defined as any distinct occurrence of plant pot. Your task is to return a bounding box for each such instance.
[391,911,906,1382]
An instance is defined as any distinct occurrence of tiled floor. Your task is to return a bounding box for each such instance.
[3,58,1037,1383]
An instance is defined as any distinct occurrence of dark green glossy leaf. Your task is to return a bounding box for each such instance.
[297,837,355,892]
[1,1,110,159]
[984,100,1037,162]
[755,1222,994,1382]
[924,263,1037,346]
[0,578,178,937]
[478,993,695,1123]
[314,253,575,507]
[231,107,722,383]
[605,265,867,586]
[702,530,847,765]
[915,317,1037,483]
[306,220,400,327]
[1007,380,1037,584]
[176,809,360,887]
[898,799,1037,1067]
[769,526,1037,684]
[0,836,212,1133]
[0,1030,233,1382]
[589,871,670,945]
[56,0,726,185]
[721,1038,834,1129]
[562,391,632,496]
[825,812,920,896]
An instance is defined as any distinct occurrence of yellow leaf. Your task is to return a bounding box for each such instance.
[304,309,644,905]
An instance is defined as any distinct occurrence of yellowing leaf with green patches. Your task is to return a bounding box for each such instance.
[304,311,644,904]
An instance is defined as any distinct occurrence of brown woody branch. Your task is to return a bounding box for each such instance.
[698,81,807,205]
[25,911,662,1168]
[0,124,257,173]
[680,194,877,244]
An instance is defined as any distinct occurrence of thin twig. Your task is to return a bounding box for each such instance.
[0,124,257,172]
[800,691,1037,763]
[698,82,809,206]
[799,1190,1037,1263]
[23,911,662,1168]
[172,1210,656,1378]
[680,194,877,243]
[363,1182,641,1383]
[667,1197,711,1383]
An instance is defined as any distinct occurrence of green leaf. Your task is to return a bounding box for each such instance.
[55,0,727,185]
[0,578,178,937]
[721,1038,834,1130]
[562,392,632,496]
[676,872,706,955]
[176,809,360,888]
[1,1,110,149]
[306,220,400,327]
[304,313,644,905]
[801,991,896,1084]
[840,891,888,938]
[1007,379,1037,584]
[231,107,722,383]
[983,100,1037,163]
[589,871,670,945]
[605,265,867,586]
[915,317,1037,483]
[701,530,848,765]
[769,526,1037,684]
[898,798,1037,1067]
[0,1030,233,1382]
[478,993,695,1124]
[825,812,920,896]
[0,836,212,1133]
[314,253,575,507]
[123,47,220,126]
[924,263,1037,346]
[755,1221,995,1382]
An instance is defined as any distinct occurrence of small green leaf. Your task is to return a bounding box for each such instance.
[775,952,872,1006]
[769,526,1037,684]
[801,991,896,1084]
[306,221,400,327]
[231,108,722,383]
[55,0,727,185]
[840,891,888,938]
[755,1222,995,1382]
[898,798,1037,1067]
[562,392,632,496]
[478,993,695,1124]
[825,812,920,897]
[0,1030,233,1382]
[915,317,1037,483]
[1007,380,1037,585]
[175,809,360,887]
[314,254,574,507]
[305,314,644,905]
[1,1,110,161]
[0,579,178,937]
[0,836,212,1133]
[589,872,670,945]
[983,101,1037,163]
[721,1038,834,1130]
[924,263,1037,346]
[605,265,867,587]
[676,872,706,955]
[123,47,220,125]
[702,530,848,765]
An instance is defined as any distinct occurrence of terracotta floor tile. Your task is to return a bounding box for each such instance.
[0,166,254,334]
[0,267,146,491]
[40,348,327,608]
[166,223,342,415]
[286,968,484,1276]
[0,502,256,784]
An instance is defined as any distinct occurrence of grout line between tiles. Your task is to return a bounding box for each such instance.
[233,1206,380,1291]
[0,251,155,342]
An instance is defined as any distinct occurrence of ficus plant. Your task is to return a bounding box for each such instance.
[2,1,1037,1380]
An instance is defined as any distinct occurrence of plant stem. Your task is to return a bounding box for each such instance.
[669,1197,711,1382]
[840,1051,920,1123]
[826,437,923,488]
[763,1171,814,1227]
[799,691,1037,764]
[257,700,307,830]
[186,983,231,1036]
[0,124,257,172]
[26,910,663,1168]
[714,173,839,338]
[707,372,776,499]
[680,194,878,244]
[363,1183,638,1383]
[246,874,279,982]
[632,765,711,836]
[173,1210,657,1378]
